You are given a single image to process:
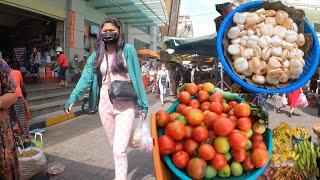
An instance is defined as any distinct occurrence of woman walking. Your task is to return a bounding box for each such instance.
[0,59,20,179]
[287,87,303,117]
[64,17,148,180]
[157,63,170,106]
[56,47,69,87]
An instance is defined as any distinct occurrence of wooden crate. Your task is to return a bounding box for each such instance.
[151,114,171,180]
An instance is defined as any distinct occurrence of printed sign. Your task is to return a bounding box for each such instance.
[70,11,75,48]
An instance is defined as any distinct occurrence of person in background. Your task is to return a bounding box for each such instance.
[10,63,30,139]
[64,17,148,180]
[141,61,148,89]
[69,54,82,82]
[56,47,69,87]
[29,47,41,74]
[287,87,303,117]
[310,74,318,94]
[149,67,157,93]
[0,59,20,179]
[157,63,170,106]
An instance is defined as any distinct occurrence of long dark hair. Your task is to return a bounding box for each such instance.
[94,17,126,73]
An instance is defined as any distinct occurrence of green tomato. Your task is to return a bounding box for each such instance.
[245,140,252,150]
[204,165,217,179]
[214,137,230,154]
[218,164,231,178]
[176,116,187,125]
[231,161,243,176]
[224,152,232,162]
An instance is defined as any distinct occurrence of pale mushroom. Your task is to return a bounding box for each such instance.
[274,25,287,39]
[246,13,260,25]
[266,74,280,85]
[265,10,277,17]
[271,36,283,46]
[283,18,293,30]
[271,46,282,57]
[275,10,289,25]
[233,12,247,25]
[253,46,262,58]
[281,49,290,60]
[231,38,241,44]
[252,75,266,84]
[277,73,289,83]
[296,33,305,46]
[258,36,271,48]
[285,30,298,43]
[241,48,254,59]
[282,59,290,68]
[228,44,241,55]
[227,26,241,39]
[234,57,249,73]
[265,17,277,26]
[262,47,272,61]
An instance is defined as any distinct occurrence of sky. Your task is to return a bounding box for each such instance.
[179,0,222,37]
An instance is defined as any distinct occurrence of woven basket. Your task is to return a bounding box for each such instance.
[18,147,46,180]
[216,1,320,94]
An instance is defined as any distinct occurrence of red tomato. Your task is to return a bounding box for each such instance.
[203,112,219,127]
[158,135,175,155]
[252,148,269,168]
[176,104,187,114]
[252,141,267,150]
[186,109,204,126]
[228,101,238,109]
[192,126,209,142]
[228,130,248,150]
[213,117,234,136]
[200,101,211,111]
[234,103,251,118]
[210,101,223,114]
[185,126,194,139]
[222,102,231,113]
[179,91,191,104]
[187,158,207,179]
[237,117,252,131]
[210,153,227,170]
[229,115,238,126]
[172,151,190,169]
[184,139,199,155]
[242,153,255,172]
[251,133,264,143]
[231,148,246,162]
[189,99,200,109]
[175,141,184,152]
[156,110,171,127]
[197,90,210,102]
[165,120,186,141]
[210,93,223,104]
[183,106,194,116]
[198,144,216,160]
[220,113,229,118]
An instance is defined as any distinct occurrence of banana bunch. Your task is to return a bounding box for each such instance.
[294,140,320,178]
[272,122,294,164]
[292,126,310,139]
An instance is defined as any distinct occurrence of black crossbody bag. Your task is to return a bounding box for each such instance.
[106,53,137,101]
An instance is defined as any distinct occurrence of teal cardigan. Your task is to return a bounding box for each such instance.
[64,44,149,114]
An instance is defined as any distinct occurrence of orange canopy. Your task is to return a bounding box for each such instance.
[137,49,160,60]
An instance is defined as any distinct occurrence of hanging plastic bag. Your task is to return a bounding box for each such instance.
[131,118,142,149]
[281,94,288,106]
[139,117,153,152]
[299,93,308,107]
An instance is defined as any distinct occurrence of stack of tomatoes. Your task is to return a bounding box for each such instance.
[157,82,269,179]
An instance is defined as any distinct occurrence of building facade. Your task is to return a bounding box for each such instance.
[0,0,168,81]
[177,15,193,38]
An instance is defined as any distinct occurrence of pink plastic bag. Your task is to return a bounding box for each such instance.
[298,93,308,107]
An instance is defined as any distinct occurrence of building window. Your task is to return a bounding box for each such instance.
[315,23,320,32]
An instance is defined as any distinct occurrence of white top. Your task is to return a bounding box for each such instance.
[157,69,170,85]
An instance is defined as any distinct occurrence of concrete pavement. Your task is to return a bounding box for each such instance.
[32,94,320,179]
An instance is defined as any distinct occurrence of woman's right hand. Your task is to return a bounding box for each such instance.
[64,103,74,114]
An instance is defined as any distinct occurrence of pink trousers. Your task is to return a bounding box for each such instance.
[99,85,135,180]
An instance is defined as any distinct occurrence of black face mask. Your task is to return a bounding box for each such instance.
[101,32,118,43]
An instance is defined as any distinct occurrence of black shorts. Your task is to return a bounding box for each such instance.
[58,67,67,81]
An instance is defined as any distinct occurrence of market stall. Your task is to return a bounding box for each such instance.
[150,1,320,180]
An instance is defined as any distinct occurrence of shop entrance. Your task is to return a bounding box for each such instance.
[0,3,64,84]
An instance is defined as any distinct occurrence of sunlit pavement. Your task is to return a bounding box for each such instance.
[33,94,320,179]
